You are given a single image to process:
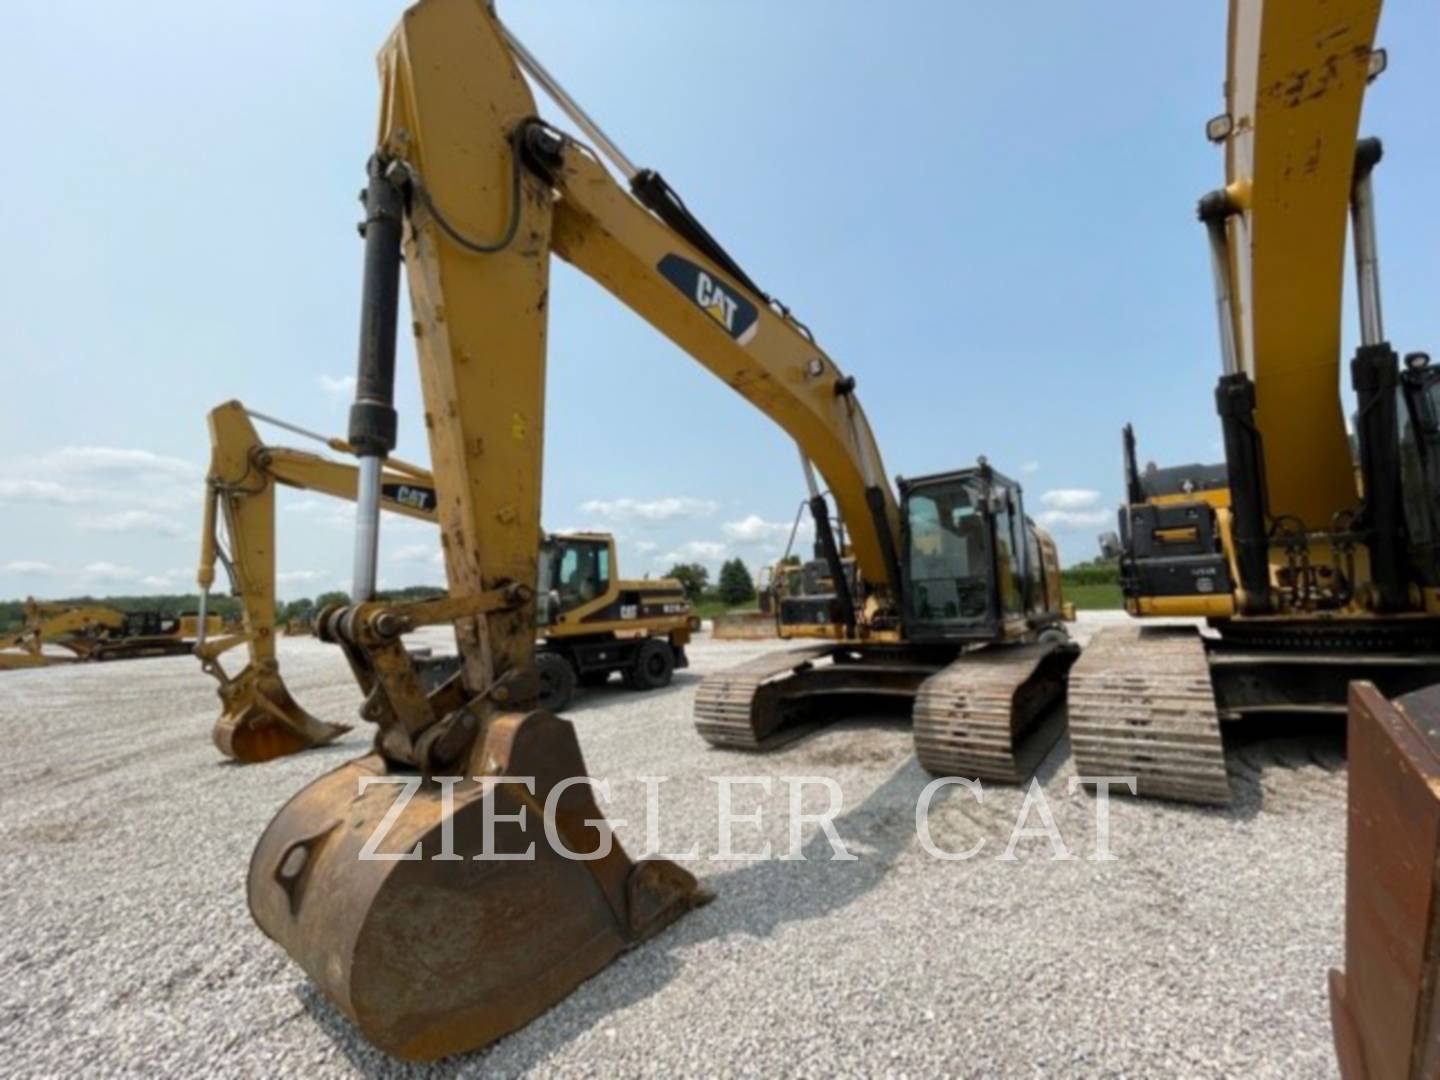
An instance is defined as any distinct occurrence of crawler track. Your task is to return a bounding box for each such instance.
[912,641,1078,782]
[693,645,839,749]
[1067,625,1231,805]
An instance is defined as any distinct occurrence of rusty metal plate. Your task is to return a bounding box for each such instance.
[1330,681,1440,1079]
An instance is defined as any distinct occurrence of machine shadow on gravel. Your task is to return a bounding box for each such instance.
[559,671,704,716]
[1217,714,1347,818]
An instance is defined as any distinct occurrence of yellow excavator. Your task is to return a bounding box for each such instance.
[0,599,213,669]
[243,0,1072,1059]
[1074,0,1438,804]
[197,400,697,762]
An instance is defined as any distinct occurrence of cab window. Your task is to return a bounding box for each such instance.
[905,479,991,626]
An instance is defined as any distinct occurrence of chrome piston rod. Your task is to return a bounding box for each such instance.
[1351,138,1386,347]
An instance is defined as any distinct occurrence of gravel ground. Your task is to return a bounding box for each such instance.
[0,612,1346,1077]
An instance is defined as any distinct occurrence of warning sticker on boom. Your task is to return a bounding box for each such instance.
[658,254,759,345]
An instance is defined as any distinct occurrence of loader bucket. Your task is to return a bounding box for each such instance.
[211,665,350,764]
[1329,682,1440,1079]
[248,707,708,1060]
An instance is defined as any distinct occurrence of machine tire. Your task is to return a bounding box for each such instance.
[624,639,675,691]
[536,651,577,712]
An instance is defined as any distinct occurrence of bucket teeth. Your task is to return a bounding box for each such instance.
[1067,625,1231,805]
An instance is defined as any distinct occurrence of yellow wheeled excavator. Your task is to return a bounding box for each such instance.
[197,400,696,762]
[242,0,1073,1060]
[1074,0,1438,804]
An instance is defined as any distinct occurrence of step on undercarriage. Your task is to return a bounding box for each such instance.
[694,639,1077,781]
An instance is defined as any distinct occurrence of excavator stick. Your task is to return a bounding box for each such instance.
[1329,682,1440,1079]
[249,713,705,1061]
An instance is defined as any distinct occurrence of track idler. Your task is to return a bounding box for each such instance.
[210,663,350,764]
[248,707,708,1060]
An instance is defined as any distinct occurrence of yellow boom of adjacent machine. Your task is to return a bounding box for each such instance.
[1074,0,1439,804]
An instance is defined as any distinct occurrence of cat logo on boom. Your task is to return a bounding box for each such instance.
[657,254,759,345]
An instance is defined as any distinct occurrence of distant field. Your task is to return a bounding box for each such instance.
[1063,582,1123,609]
[694,600,756,620]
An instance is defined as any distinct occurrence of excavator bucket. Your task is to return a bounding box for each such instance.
[1329,682,1440,1079]
[211,664,350,764]
[248,707,707,1060]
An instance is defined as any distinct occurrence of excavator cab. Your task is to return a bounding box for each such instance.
[536,533,613,626]
[899,465,1060,645]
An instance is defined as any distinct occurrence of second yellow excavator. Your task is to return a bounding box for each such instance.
[241,0,1075,1060]
[196,400,698,762]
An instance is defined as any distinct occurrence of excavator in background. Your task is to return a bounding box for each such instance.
[1077,0,1440,804]
[196,400,696,762]
[243,0,1073,1059]
[0,599,214,669]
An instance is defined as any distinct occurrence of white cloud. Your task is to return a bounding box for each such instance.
[277,569,327,585]
[659,540,728,564]
[76,509,186,537]
[723,514,791,543]
[633,540,658,554]
[391,544,441,564]
[1021,461,1040,474]
[579,496,719,524]
[2,560,57,576]
[39,446,197,479]
[319,374,357,398]
[139,570,193,588]
[1039,489,1101,511]
[1037,509,1111,530]
[0,478,89,505]
[82,561,140,583]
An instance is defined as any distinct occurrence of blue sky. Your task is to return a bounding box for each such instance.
[2,1,1437,600]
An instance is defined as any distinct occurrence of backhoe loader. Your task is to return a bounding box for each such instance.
[1076,0,1440,804]
[0,600,212,669]
[244,1,1072,1058]
[197,400,696,762]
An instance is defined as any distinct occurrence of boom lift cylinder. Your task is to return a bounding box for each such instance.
[1348,138,1407,610]
[349,156,405,601]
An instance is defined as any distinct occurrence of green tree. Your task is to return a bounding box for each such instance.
[314,590,351,610]
[718,558,756,606]
[663,563,709,603]
[281,597,316,622]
